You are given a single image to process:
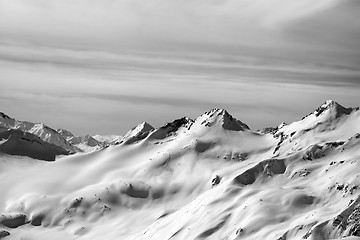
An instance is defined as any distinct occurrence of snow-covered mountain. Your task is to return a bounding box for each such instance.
[120,121,154,144]
[0,129,70,161]
[0,113,121,154]
[0,101,360,240]
[56,129,108,152]
[0,112,78,153]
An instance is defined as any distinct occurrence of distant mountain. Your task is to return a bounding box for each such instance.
[0,129,70,161]
[92,135,122,145]
[0,113,121,158]
[0,113,78,153]
[56,129,107,152]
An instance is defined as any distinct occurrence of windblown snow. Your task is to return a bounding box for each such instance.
[0,101,360,240]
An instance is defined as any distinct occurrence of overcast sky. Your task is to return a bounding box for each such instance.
[0,0,359,135]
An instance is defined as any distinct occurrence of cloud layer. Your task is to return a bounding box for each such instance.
[0,0,359,134]
[1,0,356,51]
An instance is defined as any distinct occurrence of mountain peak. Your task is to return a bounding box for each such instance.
[314,100,354,118]
[121,121,154,144]
[139,121,154,131]
[205,108,229,116]
[323,99,337,105]
[318,100,341,112]
[0,112,16,131]
[0,112,13,120]
[198,108,250,131]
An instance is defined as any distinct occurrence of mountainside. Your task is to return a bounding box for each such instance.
[0,129,70,161]
[0,101,360,240]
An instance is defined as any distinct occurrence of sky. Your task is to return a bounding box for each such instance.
[0,0,359,135]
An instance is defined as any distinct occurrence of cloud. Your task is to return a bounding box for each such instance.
[1,46,360,134]
[283,0,360,53]
[0,0,359,134]
[1,0,359,69]
[0,0,347,51]
[1,43,359,90]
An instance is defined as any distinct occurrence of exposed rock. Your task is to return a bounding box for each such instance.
[0,230,10,239]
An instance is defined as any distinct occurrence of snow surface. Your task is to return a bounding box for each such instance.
[0,101,360,240]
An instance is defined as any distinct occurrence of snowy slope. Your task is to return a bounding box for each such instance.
[0,101,360,240]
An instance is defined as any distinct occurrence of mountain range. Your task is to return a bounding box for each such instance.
[0,100,360,240]
[0,112,122,160]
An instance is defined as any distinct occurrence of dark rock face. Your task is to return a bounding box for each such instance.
[347,201,360,236]
[0,230,10,239]
[0,214,27,228]
[329,196,360,238]
[195,141,215,153]
[220,110,250,131]
[122,184,150,199]
[233,159,286,186]
[0,112,13,120]
[161,117,193,132]
[212,175,221,187]
[149,117,193,140]
[30,214,44,226]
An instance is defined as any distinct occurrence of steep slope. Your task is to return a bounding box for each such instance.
[0,101,359,240]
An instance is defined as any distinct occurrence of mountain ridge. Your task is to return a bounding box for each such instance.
[0,100,360,239]
[1,100,358,158]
